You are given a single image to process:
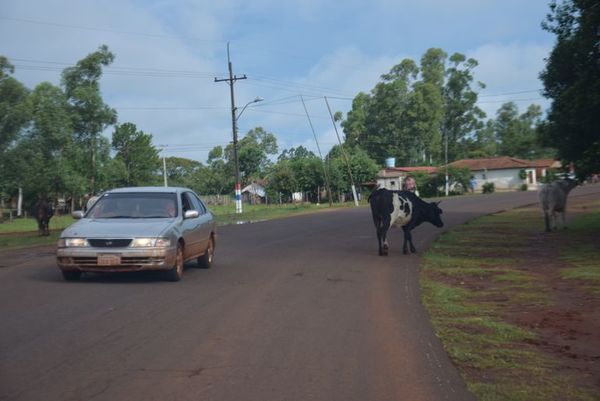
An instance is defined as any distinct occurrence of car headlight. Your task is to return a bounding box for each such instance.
[130,237,171,247]
[58,238,89,248]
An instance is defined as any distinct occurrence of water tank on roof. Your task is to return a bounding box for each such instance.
[385,157,396,168]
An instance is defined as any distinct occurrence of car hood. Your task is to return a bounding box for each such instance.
[60,218,176,238]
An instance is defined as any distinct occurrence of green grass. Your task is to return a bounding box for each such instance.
[421,204,599,401]
[559,212,600,294]
[0,231,61,250]
[0,214,75,233]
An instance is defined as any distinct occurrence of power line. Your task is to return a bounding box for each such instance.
[477,97,544,104]
[1,16,225,43]
[478,89,542,97]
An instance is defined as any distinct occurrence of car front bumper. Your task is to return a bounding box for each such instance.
[56,246,177,273]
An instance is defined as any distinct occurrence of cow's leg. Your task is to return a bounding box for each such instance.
[376,222,384,256]
[380,216,391,256]
[561,211,567,230]
[402,226,416,254]
[544,211,551,232]
[374,217,385,256]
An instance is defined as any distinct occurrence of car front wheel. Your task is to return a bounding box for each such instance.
[197,236,214,269]
[165,243,184,282]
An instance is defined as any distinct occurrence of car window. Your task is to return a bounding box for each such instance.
[188,192,207,214]
[88,193,177,218]
[181,193,194,213]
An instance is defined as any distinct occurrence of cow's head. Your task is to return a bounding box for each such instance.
[430,201,444,227]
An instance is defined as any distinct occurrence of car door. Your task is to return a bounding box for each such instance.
[188,192,213,252]
[180,192,204,259]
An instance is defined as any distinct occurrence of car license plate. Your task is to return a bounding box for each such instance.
[97,254,121,266]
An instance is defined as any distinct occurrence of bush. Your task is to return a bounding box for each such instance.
[482,182,495,194]
[520,183,528,191]
[519,169,528,180]
[418,166,471,198]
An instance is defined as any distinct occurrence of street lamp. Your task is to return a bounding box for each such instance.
[232,96,263,214]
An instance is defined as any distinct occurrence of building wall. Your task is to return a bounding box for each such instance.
[473,168,537,191]
[376,176,403,190]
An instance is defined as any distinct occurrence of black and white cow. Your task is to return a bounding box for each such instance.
[369,188,443,256]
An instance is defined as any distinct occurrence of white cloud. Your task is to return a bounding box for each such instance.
[469,42,552,118]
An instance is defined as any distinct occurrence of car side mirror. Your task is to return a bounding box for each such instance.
[184,210,199,219]
[72,211,84,219]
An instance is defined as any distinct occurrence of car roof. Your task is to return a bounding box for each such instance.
[105,186,193,194]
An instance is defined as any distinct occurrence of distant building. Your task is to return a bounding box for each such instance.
[448,157,561,191]
[375,166,438,190]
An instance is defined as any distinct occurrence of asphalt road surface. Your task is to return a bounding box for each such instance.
[1,186,599,401]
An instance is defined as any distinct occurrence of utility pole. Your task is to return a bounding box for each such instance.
[215,43,247,214]
[300,95,333,207]
[324,96,359,206]
[444,129,449,196]
[163,155,168,187]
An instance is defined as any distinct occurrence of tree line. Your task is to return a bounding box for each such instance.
[1,1,597,213]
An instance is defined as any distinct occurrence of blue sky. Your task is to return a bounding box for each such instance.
[1,0,555,163]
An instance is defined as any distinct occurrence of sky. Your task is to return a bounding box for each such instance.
[0,0,555,164]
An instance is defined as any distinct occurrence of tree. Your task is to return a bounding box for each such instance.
[326,145,378,198]
[341,92,370,147]
[467,120,497,158]
[441,53,486,162]
[0,57,31,198]
[163,156,203,188]
[111,122,160,186]
[0,57,30,154]
[201,146,233,195]
[280,146,326,202]
[61,45,117,194]
[266,160,297,202]
[540,0,600,179]
[6,82,81,204]
[224,127,278,183]
[341,49,485,167]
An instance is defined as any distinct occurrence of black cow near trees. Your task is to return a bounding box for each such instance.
[30,196,53,236]
[369,188,444,256]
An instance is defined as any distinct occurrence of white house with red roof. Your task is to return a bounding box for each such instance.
[374,157,560,192]
[448,157,561,191]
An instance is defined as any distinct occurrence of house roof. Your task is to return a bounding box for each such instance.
[448,156,536,171]
[529,159,562,168]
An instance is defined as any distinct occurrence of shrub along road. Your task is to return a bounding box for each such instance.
[1,185,599,401]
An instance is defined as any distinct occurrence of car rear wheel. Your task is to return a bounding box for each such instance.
[165,243,184,282]
[62,270,82,281]
[197,236,214,269]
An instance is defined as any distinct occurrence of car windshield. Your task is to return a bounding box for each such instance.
[87,192,178,219]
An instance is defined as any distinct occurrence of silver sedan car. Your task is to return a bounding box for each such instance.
[56,187,216,281]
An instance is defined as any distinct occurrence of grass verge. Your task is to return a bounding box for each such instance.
[421,199,600,401]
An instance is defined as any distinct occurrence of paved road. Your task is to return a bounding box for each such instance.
[1,186,598,401]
